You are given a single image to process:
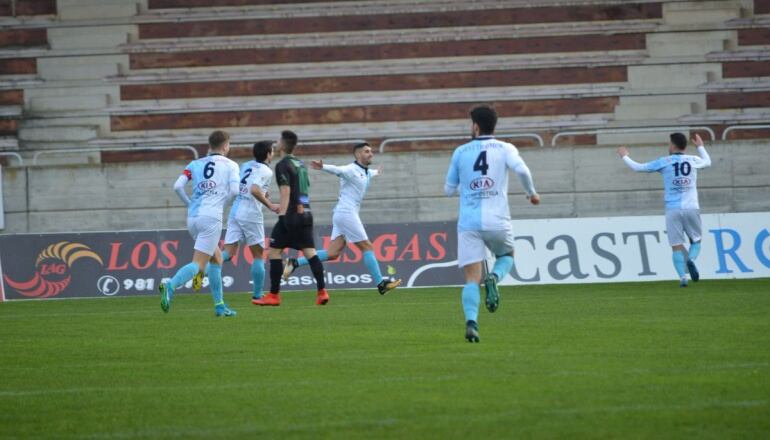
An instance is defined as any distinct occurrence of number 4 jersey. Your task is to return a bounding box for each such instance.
[623,147,711,211]
[182,153,240,219]
[445,136,536,232]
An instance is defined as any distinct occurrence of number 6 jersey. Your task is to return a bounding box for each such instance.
[445,136,536,232]
[182,153,240,219]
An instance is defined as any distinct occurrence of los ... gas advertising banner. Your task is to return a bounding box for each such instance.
[1,213,768,301]
[0,223,457,301]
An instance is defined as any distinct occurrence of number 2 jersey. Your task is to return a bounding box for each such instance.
[445,136,536,232]
[182,153,240,220]
[623,146,711,211]
[228,160,273,223]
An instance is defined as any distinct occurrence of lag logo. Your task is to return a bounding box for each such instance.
[3,242,103,298]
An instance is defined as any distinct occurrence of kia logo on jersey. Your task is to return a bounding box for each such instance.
[470,177,495,191]
[197,180,216,191]
[673,177,692,187]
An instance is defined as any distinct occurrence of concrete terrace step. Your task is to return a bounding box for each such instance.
[57,0,140,20]
[647,30,735,57]
[107,84,625,115]
[108,52,649,84]
[124,21,658,52]
[47,25,134,50]
[663,0,743,25]
[614,94,705,121]
[37,54,127,81]
[19,125,99,142]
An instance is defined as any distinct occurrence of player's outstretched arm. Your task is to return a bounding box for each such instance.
[618,146,653,172]
[691,134,712,168]
[173,174,191,206]
[313,159,346,177]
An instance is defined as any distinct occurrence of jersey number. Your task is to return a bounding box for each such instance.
[673,162,691,177]
[240,168,252,185]
[203,161,215,179]
[473,151,489,176]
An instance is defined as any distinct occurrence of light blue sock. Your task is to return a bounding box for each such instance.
[462,282,480,322]
[672,251,687,279]
[171,262,199,290]
[297,250,328,267]
[689,242,701,261]
[222,250,231,263]
[208,264,224,306]
[363,250,384,284]
[492,255,514,282]
[251,259,265,299]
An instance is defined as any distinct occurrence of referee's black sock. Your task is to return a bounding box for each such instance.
[308,255,326,290]
[269,259,283,293]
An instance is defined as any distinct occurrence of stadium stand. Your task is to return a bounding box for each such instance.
[1,0,769,233]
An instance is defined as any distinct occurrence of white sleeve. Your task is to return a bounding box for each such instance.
[693,146,711,169]
[623,156,650,172]
[228,163,239,199]
[444,150,459,196]
[173,175,191,206]
[512,162,536,196]
[321,163,346,177]
[370,168,380,177]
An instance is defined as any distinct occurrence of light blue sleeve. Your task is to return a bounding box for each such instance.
[444,149,460,196]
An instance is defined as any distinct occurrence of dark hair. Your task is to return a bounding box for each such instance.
[281,130,298,153]
[670,133,687,150]
[208,130,230,149]
[353,142,370,152]
[470,105,497,135]
[253,140,273,163]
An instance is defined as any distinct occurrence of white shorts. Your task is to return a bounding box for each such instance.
[224,217,265,247]
[665,209,702,246]
[457,226,515,268]
[330,210,369,243]
[187,215,223,255]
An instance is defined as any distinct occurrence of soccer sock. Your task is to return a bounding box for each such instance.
[251,259,265,299]
[308,255,326,290]
[689,242,701,261]
[363,250,384,284]
[297,250,328,267]
[222,250,232,263]
[462,282,480,322]
[672,251,687,279]
[492,255,514,282]
[170,262,198,290]
[208,264,223,306]
[269,259,282,293]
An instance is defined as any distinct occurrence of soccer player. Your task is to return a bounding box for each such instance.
[221,141,280,302]
[160,130,240,316]
[445,105,539,343]
[617,133,712,287]
[281,142,401,295]
[253,130,329,306]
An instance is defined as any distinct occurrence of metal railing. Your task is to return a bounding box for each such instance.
[379,133,545,153]
[0,152,23,166]
[722,124,770,140]
[32,146,199,166]
[551,126,716,147]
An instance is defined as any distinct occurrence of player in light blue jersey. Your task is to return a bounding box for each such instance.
[618,133,711,287]
[221,141,279,302]
[445,105,540,342]
[159,130,240,317]
[282,142,401,295]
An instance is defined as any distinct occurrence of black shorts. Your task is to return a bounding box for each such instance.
[269,212,316,250]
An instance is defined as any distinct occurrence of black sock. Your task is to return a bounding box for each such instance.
[308,255,325,290]
[269,259,283,293]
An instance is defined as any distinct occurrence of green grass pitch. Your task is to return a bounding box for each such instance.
[1,279,769,439]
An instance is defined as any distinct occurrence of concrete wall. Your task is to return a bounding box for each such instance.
[2,140,769,234]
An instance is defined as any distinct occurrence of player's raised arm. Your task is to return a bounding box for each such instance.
[691,134,712,168]
[313,159,348,177]
[618,146,662,173]
[173,168,192,206]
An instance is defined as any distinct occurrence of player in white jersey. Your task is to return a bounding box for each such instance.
[618,133,712,287]
[281,142,401,294]
[221,141,279,302]
[445,105,540,342]
[159,130,240,317]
